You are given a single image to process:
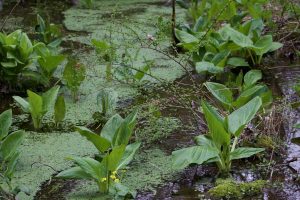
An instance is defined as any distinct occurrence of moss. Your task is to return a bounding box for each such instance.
[256,135,277,150]
[208,179,266,199]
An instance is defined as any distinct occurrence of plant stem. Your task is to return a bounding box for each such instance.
[231,137,238,152]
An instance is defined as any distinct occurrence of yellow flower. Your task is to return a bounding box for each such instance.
[110,175,116,180]
[112,171,117,175]
[100,177,107,182]
[114,179,120,183]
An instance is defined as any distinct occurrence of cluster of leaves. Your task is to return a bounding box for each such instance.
[204,69,272,111]
[62,58,86,101]
[0,110,26,198]
[172,97,264,175]
[0,30,65,87]
[13,86,64,130]
[57,110,140,198]
[35,14,62,49]
[93,89,117,124]
[175,0,283,77]
[176,20,282,74]
[177,0,271,25]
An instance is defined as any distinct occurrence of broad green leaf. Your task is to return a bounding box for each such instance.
[196,62,224,74]
[234,85,266,107]
[13,96,30,113]
[101,114,124,143]
[42,85,60,113]
[75,126,111,153]
[219,25,253,48]
[54,96,66,123]
[108,145,126,171]
[172,146,218,169]
[71,157,103,180]
[112,110,137,147]
[227,57,249,67]
[19,33,33,59]
[252,35,273,55]
[244,70,262,88]
[175,29,199,44]
[117,142,140,170]
[4,151,20,179]
[37,14,46,33]
[201,100,230,149]
[228,97,262,136]
[230,147,264,160]
[205,82,233,110]
[38,55,65,75]
[195,135,218,150]
[0,130,25,160]
[0,109,12,140]
[1,61,17,68]
[269,42,283,52]
[56,166,93,179]
[27,90,43,128]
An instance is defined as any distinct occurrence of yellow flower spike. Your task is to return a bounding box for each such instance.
[114,179,120,183]
[112,171,117,175]
[110,175,116,180]
[100,177,107,182]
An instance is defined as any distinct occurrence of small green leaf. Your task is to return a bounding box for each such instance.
[13,96,30,113]
[0,109,12,140]
[54,96,66,123]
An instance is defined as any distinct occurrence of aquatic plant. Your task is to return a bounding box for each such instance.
[54,95,66,125]
[62,58,86,101]
[0,109,26,198]
[57,110,140,198]
[204,70,272,111]
[35,14,62,48]
[35,43,65,86]
[93,89,117,124]
[0,30,34,84]
[92,39,115,81]
[0,30,65,88]
[172,97,264,175]
[13,86,60,130]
